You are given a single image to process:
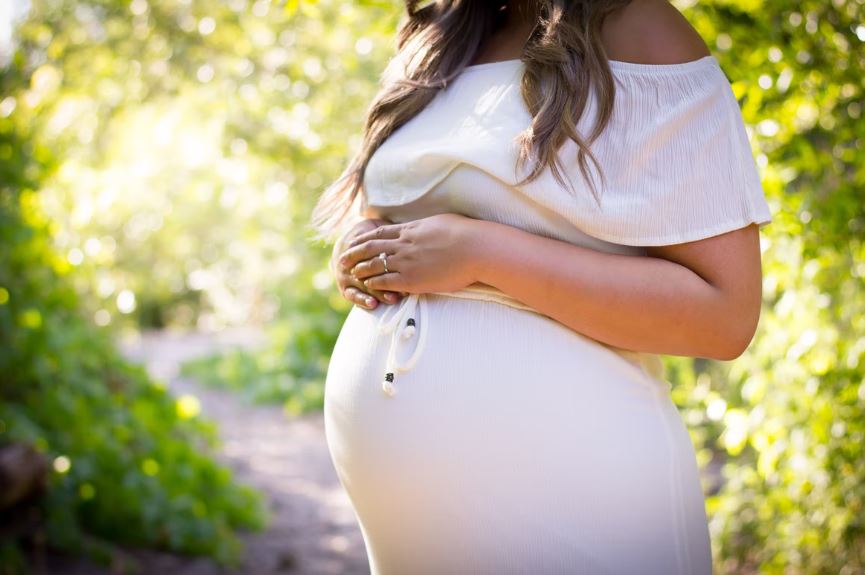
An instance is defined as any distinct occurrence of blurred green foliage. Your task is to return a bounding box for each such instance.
[0,89,265,572]
[18,0,400,332]
[0,1,284,570]
[678,1,865,573]
[3,0,865,573]
[180,289,345,412]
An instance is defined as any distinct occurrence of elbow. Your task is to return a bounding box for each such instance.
[709,309,761,362]
[712,337,751,362]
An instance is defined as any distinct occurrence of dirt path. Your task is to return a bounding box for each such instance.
[47,329,369,575]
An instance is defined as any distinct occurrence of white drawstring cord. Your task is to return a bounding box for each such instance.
[375,292,429,397]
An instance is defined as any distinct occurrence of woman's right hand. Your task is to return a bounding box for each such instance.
[331,218,403,310]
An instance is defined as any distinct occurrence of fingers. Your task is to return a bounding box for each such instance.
[349,251,389,280]
[343,286,378,309]
[339,268,402,309]
[337,236,408,294]
[363,272,401,292]
[336,218,387,259]
[338,238,391,271]
[334,221,373,273]
[347,267,401,303]
[342,286,402,309]
[336,220,377,256]
[352,218,381,237]
[374,290,402,304]
[332,219,404,310]
[347,222,402,248]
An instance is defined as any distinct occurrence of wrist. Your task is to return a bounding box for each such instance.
[465,218,506,286]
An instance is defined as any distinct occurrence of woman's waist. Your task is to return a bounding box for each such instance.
[425,283,668,386]
[426,282,536,313]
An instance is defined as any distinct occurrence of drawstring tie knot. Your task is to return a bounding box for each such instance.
[375,293,429,397]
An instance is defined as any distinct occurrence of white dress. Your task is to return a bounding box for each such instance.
[323,54,772,575]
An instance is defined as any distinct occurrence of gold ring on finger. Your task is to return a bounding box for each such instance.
[378,252,389,273]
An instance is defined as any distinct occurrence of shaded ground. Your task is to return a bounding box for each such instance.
[45,329,370,575]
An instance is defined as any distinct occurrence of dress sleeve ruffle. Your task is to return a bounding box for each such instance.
[561,56,773,246]
[361,55,773,247]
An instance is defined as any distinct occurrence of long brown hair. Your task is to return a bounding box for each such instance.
[309,0,634,244]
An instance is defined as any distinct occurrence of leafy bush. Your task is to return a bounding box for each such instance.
[0,58,266,572]
[678,2,865,572]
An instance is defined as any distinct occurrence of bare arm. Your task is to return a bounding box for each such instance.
[471,220,764,361]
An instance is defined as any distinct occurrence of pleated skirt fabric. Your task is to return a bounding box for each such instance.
[323,293,713,575]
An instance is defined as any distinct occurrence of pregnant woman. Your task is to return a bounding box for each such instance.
[312,0,772,573]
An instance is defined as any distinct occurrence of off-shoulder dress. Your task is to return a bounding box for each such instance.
[323,54,772,575]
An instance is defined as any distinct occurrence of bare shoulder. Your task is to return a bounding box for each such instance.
[600,0,711,64]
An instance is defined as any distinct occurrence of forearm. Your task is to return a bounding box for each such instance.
[472,220,739,360]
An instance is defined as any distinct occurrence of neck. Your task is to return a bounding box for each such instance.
[505,0,539,26]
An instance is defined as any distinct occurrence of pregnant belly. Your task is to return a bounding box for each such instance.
[323,293,710,574]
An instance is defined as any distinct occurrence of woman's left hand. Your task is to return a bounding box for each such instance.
[337,213,485,295]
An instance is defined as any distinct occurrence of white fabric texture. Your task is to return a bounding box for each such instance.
[326,295,712,574]
[360,54,772,245]
[325,54,771,574]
